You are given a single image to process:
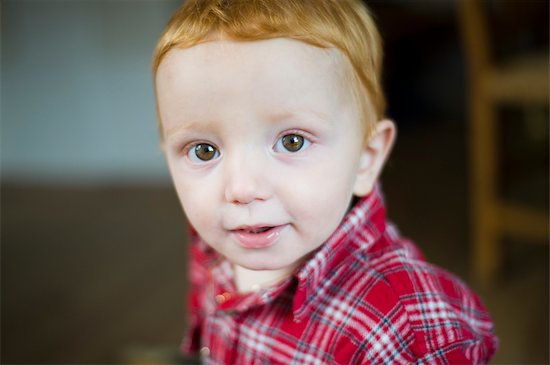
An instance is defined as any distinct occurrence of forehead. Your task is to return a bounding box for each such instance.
[157,37,347,82]
[155,38,356,132]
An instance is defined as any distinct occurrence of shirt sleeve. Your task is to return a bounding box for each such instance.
[396,262,498,364]
[180,227,211,355]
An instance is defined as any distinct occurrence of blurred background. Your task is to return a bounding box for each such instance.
[1,0,548,364]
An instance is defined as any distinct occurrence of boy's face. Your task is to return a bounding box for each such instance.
[156,38,370,272]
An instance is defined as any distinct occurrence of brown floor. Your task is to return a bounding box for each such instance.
[2,121,548,364]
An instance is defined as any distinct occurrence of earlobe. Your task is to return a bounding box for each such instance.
[352,119,396,197]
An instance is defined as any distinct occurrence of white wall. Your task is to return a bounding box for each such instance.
[1,0,181,185]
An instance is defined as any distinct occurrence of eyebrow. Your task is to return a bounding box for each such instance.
[165,119,218,138]
[165,123,190,137]
[268,108,331,124]
[164,108,331,138]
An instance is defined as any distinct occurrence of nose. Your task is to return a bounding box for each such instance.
[223,151,271,204]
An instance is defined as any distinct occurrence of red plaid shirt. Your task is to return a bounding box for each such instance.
[182,187,497,364]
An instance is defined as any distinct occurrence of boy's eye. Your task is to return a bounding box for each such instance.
[275,134,311,153]
[188,143,220,162]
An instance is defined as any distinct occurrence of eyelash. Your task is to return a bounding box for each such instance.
[273,130,313,154]
[179,130,314,164]
[181,141,221,164]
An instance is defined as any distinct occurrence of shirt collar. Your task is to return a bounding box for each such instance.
[205,185,387,316]
[292,185,387,321]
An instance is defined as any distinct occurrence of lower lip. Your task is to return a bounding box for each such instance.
[231,225,288,249]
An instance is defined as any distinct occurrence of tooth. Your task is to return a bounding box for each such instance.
[247,227,270,234]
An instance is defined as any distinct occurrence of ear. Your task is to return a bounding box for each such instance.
[353,119,396,196]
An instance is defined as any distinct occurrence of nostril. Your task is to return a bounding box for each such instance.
[225,188,256,205]
[224,159,271,204]
[224,178,269,204]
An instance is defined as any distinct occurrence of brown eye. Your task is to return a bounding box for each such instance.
[281,134,304,152]
[190,143,219,162]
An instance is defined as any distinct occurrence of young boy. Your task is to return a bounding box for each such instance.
[153,0,498,363]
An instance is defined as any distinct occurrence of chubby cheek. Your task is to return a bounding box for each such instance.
[171,173,220,235]
[282,162,356,243]
[179,193,210,230]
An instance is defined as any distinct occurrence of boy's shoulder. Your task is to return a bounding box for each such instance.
[298,223,497,363]
[358,224,490,323]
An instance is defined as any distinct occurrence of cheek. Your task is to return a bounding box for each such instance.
[287,151,359,200]
[179,193,210,228]
[279,160,357,232]
[170,171,220,230]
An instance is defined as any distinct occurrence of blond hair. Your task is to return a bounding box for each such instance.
[153,0,385,139]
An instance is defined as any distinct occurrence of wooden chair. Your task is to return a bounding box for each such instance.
[457,0,549,287]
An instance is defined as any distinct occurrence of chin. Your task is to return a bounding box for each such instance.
[242,254,306,274]
[239,261,284,271]
[234,255,293,271]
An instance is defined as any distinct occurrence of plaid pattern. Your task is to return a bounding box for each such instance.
[182,187,498,364]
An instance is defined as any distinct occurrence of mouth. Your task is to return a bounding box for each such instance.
[230,224,288,249]
[236,226,275,234]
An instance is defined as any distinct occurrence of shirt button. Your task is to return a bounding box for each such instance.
[251,284,261,292]
[200,346,210,358]
[215,292,232,304]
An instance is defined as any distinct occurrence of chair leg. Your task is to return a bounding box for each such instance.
[470,91,500,288]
